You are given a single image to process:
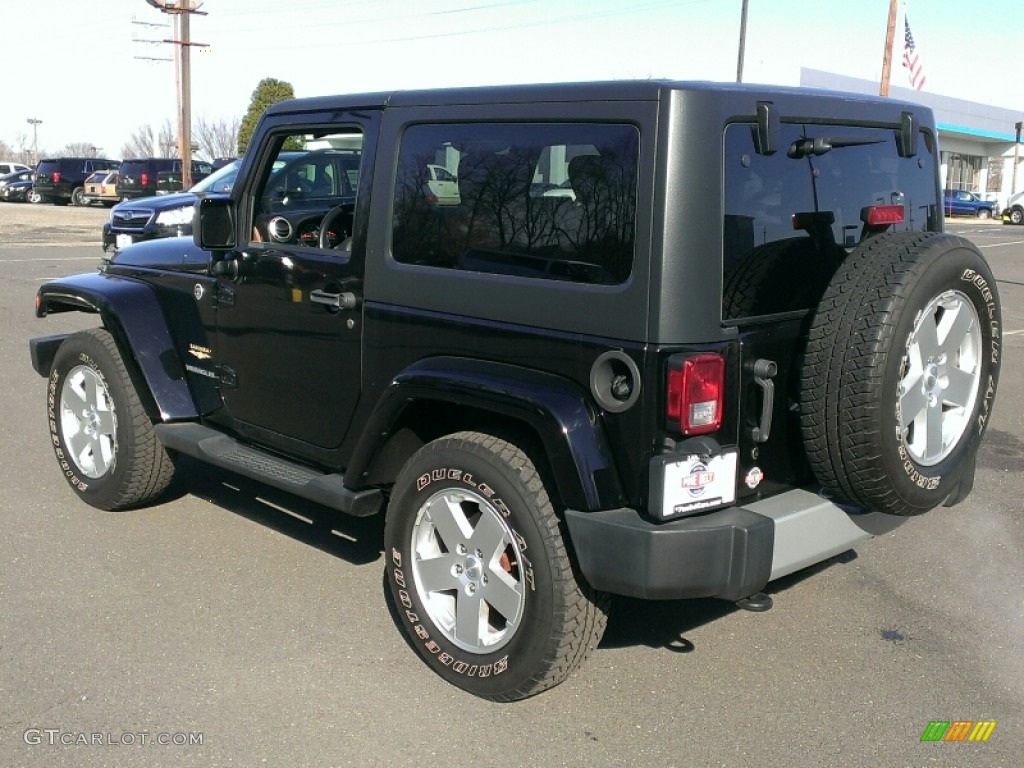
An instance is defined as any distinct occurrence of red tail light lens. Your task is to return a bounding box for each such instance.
[666,354,725,435]
[141,172,149,186]
[861,204,904,226]
[52,171,61,183]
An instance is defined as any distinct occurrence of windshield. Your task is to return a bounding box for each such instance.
[191,160,240,194]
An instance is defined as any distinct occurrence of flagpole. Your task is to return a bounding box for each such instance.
[879,0,898,96]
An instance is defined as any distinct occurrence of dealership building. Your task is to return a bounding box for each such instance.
[801,68,1022,209]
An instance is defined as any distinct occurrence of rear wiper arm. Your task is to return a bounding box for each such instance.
[787,136,885,158]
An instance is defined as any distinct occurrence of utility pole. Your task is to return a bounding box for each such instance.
[736,0,749,83]
[1013,121,1022,196]
[143,1,207,189]
[26,118,42,165]
[879,0,898,96]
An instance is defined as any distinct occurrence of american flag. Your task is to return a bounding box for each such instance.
[902,15,927,90]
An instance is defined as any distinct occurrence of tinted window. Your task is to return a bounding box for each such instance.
[392,123,639,285]
[722,122,938,321]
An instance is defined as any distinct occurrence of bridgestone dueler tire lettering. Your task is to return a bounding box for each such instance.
[800,232,1001,515]
[48,328,175,510]
[384,431,609,701]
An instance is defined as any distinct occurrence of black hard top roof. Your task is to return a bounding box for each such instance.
[264,79,929,118]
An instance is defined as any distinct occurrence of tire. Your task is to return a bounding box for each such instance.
[70,187,85,206]
[28,191,42,204]
[977,208,991,220]
[48,328,175,510]
[1010,208,1023,226]
[800,232,1000,515]
[384,431,608,701]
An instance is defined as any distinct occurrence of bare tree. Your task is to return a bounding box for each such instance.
[59,142,103,158]
[193,115,240,160]
[121,125,157,158]
[120,120,177,158]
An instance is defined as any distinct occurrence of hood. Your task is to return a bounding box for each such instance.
[107,235,210,270]
[111,190,197,214]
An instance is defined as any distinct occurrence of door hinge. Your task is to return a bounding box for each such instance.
[213,283,236,309]
[217,365,238,388]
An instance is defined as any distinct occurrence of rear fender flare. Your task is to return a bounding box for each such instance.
[35,272,197,421]
[347,357,625,511]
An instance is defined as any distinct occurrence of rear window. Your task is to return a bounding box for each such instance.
[722,122,938,321]
[391,122,639,285]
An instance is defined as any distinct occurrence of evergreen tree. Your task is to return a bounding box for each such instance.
[237,78,297,155]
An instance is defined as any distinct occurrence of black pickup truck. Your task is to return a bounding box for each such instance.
[30,80,1001,701]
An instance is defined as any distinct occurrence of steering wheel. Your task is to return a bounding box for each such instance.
[318,205,351,250]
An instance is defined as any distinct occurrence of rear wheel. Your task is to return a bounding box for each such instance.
[384,431,608,700]
[977,207,991,220]
[71,187,86,206]
[800,232,1000,515]
[48,329,175,510]
[1010,208,1023,225]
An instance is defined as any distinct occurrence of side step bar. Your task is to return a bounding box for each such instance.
[154,423,383,517]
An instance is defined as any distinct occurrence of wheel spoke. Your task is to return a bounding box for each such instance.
[454,592,486,646]
[468,507,509,560]
[481,572,524,623]
[925,400,944,458]
[66,428,93,465]
[938,301,975,355]
[943,367,977,408]
[899,377,928,423]
[414,553,459,593]
[913,310,940,359]
[93,408,116,437]
[62,380,88,412]
[426,494,472,551]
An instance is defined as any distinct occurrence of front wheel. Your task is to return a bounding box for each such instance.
[384,432,608,700]
[70,187,86,206]
[977,208,991,220]
[48,328,175,510]
[1010,208,1024,225]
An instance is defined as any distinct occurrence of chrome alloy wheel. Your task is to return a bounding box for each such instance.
[410,488,526,654]
[897,289,982,466]
[60,364,117,478]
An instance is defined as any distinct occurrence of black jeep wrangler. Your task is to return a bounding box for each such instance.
[30,81,1001,701]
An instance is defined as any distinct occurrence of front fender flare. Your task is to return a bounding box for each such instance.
[34,272,198,421]
[346,357,626,511]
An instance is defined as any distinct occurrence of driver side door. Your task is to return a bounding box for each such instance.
[210,116,375,460]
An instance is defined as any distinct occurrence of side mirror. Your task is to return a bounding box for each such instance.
[195,196,236,250]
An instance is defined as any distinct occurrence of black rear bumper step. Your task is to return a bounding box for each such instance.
[154,423,383,517]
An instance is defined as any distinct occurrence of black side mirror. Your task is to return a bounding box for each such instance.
[195,196,236,250]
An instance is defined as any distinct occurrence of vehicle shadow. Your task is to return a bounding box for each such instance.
[165,456,858,654]
[166,455,384,566]
[600,550,858,652]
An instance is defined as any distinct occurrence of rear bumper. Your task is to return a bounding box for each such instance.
[565,488,904,601]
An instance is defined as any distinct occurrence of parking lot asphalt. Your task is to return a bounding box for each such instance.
[0,204,1021,767]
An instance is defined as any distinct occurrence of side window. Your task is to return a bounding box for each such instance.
[722,122,938,321]
[249,129,363,249]
[391,122,639,285]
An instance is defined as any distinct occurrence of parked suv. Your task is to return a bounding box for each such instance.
[117,158,212,199]
[29,81,1001,702]
[0,161,31,175]
[32,157,119,205]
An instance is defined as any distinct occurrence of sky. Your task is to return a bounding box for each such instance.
[2,0,1022,161]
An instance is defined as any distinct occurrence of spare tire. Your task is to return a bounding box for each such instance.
[800,232,1001,515]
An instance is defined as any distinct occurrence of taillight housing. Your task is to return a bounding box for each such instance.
[141,172,150,186]
[666,353,725,435]
[52,171,61,183]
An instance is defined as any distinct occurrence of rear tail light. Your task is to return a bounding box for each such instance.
[52,172,60,183]
[141,172,149,187]
[861,204,904,226]
[666,354,725,435]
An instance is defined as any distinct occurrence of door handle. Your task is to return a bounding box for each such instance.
[309,289,358,310]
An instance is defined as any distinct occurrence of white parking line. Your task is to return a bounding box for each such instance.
[1003,329,1024,337]
[977,240,1024,248]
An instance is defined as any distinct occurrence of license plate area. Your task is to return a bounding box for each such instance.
[652,449,738,518]
[115,234,134,249]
